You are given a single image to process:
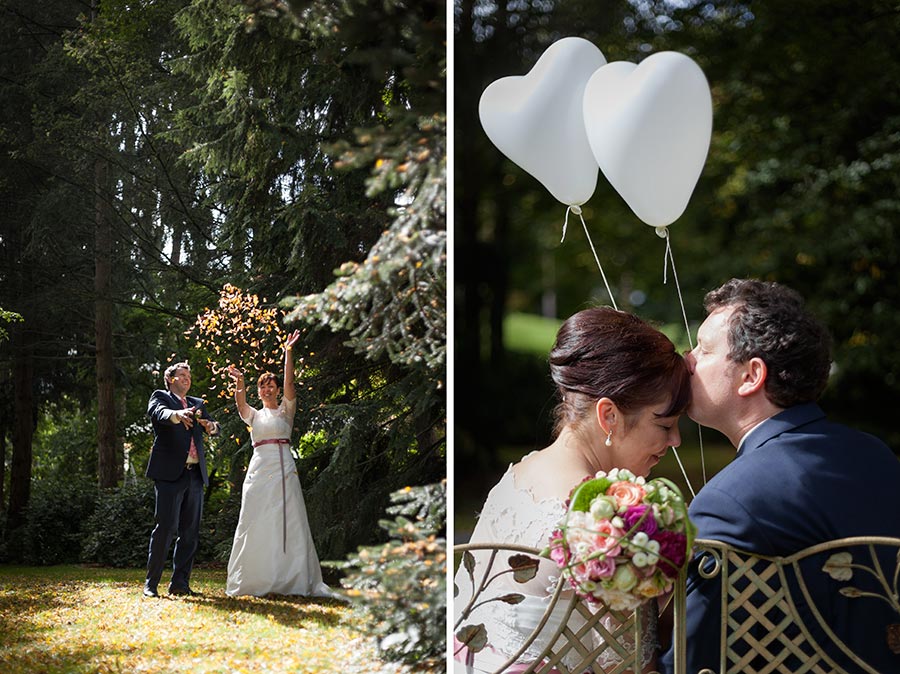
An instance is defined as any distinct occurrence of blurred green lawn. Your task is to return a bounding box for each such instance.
[503,312,562,355]
[504,312,695,356]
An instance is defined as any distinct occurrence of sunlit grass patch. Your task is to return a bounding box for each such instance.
[0,565,436,673]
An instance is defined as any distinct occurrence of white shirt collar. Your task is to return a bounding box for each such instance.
[737,418,771,452]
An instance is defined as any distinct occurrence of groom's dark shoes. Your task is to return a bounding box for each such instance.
[142,584,159,598]
[168,585,201,597]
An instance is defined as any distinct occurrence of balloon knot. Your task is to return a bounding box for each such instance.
[569,205,582,215]
[655,226,668,239]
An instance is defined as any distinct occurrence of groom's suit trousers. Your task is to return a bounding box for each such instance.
[146,466,204,591]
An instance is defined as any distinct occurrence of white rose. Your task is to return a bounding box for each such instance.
[589,496,617,520]
[610,564,638,593]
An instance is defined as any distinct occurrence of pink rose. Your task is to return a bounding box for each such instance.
[571,562,592,584]
[590,519,624,558]
[606,481,645,509]
[548,530,570,568]
[586,557,616,579]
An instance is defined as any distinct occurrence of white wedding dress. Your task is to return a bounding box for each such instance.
[454,462,657,672]
[226,396,334,598]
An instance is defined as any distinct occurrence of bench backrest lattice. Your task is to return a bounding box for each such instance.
[454,542,687,674]
[694,536,900,674]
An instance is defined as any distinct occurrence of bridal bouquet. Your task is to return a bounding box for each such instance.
[545,468,695,612]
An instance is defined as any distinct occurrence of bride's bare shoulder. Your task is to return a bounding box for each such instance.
[511,447,589,501]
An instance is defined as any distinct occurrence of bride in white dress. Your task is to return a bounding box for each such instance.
[454,308,691,673]
[225,331,334,598]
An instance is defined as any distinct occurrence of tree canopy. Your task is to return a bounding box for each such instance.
[1,0,445,561]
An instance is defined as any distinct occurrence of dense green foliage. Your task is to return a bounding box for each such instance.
[340,481,447,665]
[1,0,445,579]
[18,479,97,565]
[455,0,900,491]
[0,309,22,343]
[80,482,155,568]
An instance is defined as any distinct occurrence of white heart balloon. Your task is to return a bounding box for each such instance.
[583,52,713,227]
[479,37,607,206]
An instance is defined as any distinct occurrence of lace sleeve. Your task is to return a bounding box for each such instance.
[593,601,659,670]
[473,470,567,597]
[281,396,296,420]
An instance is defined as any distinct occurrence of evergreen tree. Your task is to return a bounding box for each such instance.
[168,0,446,557]
[1,0,223,522]
[0,0,89,529]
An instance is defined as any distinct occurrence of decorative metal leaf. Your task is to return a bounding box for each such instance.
[887,624,900,655]
[456,623,489,653]
[463,550,475,578]
[839,586,864,598]
[508,554,539,583]
[822,552,853,581]
[496,592,526,605]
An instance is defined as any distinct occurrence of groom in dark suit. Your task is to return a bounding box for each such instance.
[660,278,900,673]
[143,361,219,598]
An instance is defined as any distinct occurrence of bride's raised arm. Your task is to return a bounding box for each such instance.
[226,364,252,421]
[283,329,300,402]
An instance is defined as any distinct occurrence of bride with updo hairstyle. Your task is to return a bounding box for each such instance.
[454,306,691,673]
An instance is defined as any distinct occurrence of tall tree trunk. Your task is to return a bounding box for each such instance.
[0,420,7,512]
[170,217,184,266]
[8,328,34,532]
[95,154,118,488]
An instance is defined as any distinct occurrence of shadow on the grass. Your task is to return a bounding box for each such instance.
[182,590,348,628]
[0,588,60,653]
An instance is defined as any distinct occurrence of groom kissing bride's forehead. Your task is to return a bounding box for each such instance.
[660,278,900,674]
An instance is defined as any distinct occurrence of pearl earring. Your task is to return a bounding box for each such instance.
[605,431,612,447]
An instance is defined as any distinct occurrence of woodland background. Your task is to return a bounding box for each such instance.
[0,0,445,608]
[454,0,900,528]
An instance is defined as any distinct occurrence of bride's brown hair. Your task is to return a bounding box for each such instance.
[549,307,690,436]
[257,372,278,388]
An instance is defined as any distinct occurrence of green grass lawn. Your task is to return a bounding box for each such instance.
[503,312,695,357]
[0,565,427,673]
[503,312,562,356]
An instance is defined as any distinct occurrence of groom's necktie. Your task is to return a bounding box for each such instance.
[180,397,200,464]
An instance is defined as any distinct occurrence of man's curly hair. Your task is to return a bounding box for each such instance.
[704,278,832,408]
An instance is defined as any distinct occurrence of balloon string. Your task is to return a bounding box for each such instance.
[565,206,618,311]
[561,208,571,244]
[659,229,692,348]
[662,232,669,285]
[671,446,696,500]
[661,227,707,494]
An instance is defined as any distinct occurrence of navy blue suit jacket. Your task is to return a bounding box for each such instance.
[146,389,216,486]
[660,403,900,673]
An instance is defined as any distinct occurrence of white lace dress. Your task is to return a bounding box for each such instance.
[226,397,334,598]
[454,464,657,672]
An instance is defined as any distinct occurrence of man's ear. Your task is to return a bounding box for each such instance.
[737,357,767,397]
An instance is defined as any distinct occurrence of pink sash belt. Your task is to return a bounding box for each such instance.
[252,438,291,552]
